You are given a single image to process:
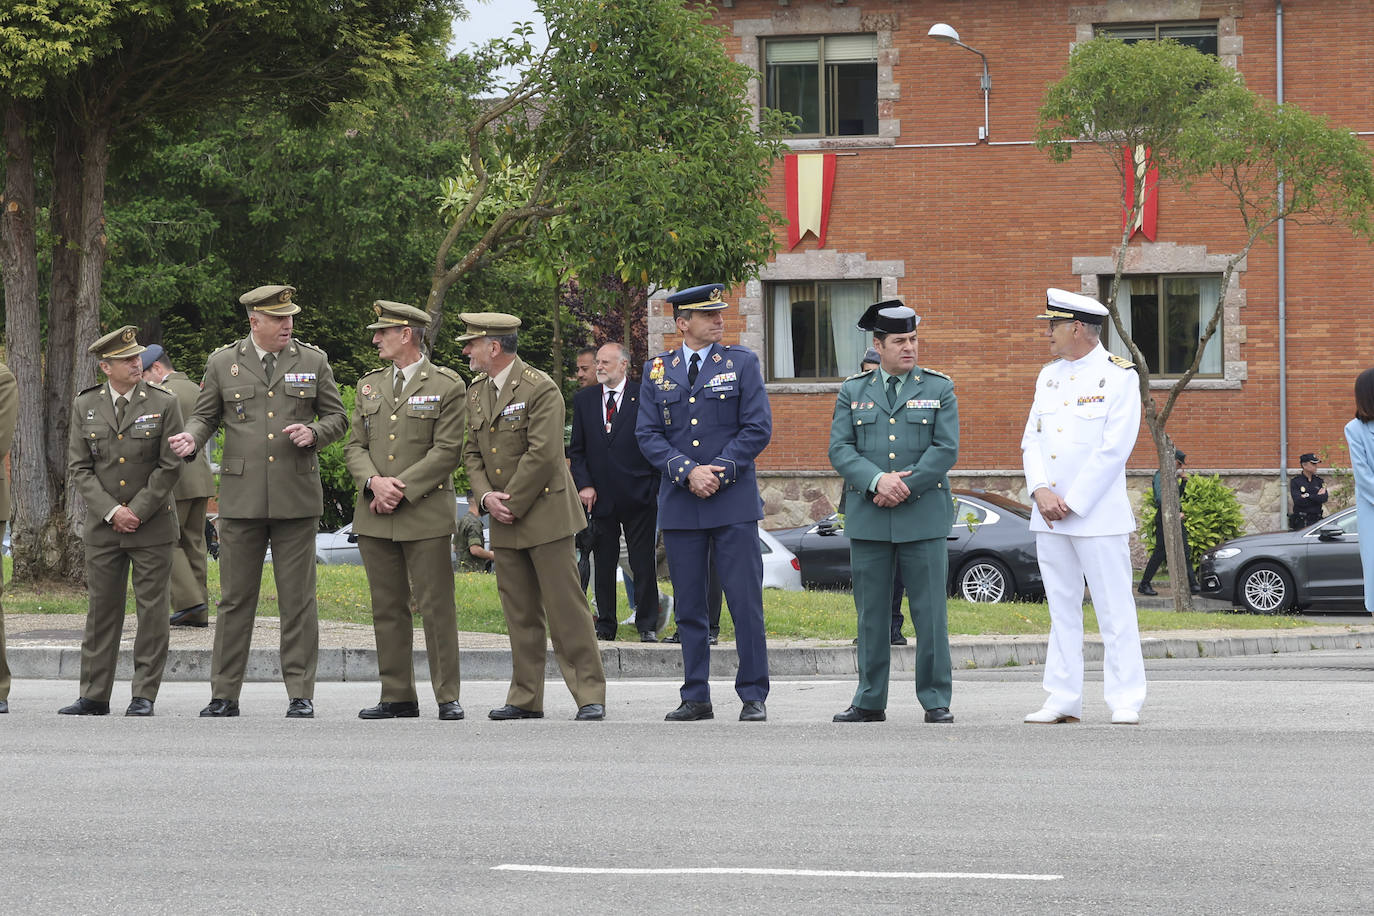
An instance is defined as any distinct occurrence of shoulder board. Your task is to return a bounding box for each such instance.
[1108,354,1135,369]
[844,368,876,382]
[145,381,172,395]
[922,367,951,381]
[77,383,103,396]
[294,339,326,354]
[521,365,550,383]
[436,366,462,382]
[472,372,489,383]
[1042,357,1063,368]
[212,342,235,355]
[358,366,386,380]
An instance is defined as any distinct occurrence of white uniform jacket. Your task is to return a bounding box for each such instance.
[1021,343,1141,537]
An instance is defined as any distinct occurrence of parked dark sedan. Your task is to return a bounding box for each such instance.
[770,490,1043,602]
[1198,506,1367,614]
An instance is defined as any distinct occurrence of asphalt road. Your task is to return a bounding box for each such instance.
[2,653,1372,915]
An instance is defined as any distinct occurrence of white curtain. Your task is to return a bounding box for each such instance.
[1197,275,1222,374]
[1108,281,1134,360]
[771,285,796,378]
[827,281,872,376]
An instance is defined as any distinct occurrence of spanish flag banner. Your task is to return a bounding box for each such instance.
[785,153,837,250]
[1122,145,1158,241]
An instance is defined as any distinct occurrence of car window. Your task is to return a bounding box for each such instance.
[952,500,988,529]
[760,536,773,555]
[1333,510,1359,535]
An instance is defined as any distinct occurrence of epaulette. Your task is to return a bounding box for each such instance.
[294,339,326,354]
[521,365,550,384]
[212,342,235,355]
[436,366,462,382]
[77,383,103,396]
[471,372,489,383]
[145,381,172,395]
[922,367,951,380]
[358,366,386,379]
[844,368,876,381]
[1108,354,1135,369]
[1042,357,1063,368]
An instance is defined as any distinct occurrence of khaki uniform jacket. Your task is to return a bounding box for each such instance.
[0,363,16,520]
[345,357,467,541]
[68,380,183,546]
[462,356,585,550]
[184,336,348,519]
[161,371,215,500]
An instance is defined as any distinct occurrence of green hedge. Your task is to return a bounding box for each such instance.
[1140,473,1244,572]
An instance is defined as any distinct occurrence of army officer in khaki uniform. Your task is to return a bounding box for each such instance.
[170,285,348,718]
[346,301,467,721]
[142,345,216,627]
[61,327,183,716]
[458,313,607,721]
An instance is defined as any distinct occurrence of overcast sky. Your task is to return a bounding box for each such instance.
[453,0,547,54]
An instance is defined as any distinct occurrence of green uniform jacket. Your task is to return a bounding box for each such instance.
[160,371,215,501]
[184,336,348,519]
[0,363,16,521]
[462,356,586,550]
[828,366,959,542]
[68,380,183,546]
[345,357,466,541]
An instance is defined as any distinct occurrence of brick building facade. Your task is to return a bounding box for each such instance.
[645,1,1373,532]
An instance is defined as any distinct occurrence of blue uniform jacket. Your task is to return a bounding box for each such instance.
[635,343,772,530]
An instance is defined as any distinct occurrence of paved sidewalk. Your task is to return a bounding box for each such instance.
[4,612,1371,682]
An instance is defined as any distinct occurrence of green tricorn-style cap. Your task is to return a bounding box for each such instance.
[455,312,521,342]
[367,300,431,330]
[240,284,301,316]
[89,325,147,360]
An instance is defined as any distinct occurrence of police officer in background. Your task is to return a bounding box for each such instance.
[141,344,216,627]
[170,285,348,718]
[459,312,607,722]
[347,301,467,721]
[636,283,773,722]
[828,302,958,724]
[1290,452,1328,529]
[1022,289,1145,726]
[61,327,183,716]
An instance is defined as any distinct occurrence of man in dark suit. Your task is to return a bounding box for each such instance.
[636,283,773,723]
[570,343,662,642]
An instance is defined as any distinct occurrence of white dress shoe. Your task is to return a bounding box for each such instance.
[1024,707,1080,724]
[1110,709,1140,725]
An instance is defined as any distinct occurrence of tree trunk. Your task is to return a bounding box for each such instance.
[549,279,564,387]
[1145,414,1194,611]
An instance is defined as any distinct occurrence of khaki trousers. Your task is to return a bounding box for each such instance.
[80,538,173,703]
[493,535,606,711]
[357,534,461,705]
[211,516,319,701]
[169,497,209,612]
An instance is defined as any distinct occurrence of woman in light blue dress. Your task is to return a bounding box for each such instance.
[1342,368,1374,615]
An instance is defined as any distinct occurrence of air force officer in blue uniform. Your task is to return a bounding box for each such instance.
[636,284,773,722]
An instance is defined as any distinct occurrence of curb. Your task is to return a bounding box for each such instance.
[7,630,1370,682]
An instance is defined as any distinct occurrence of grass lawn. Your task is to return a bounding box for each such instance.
[3,558,1317,640]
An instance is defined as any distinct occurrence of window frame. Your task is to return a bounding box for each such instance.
[765,278,880,382]
[1094,20,1220,57]
[1099,272,1225,380]
[761,33,879,139]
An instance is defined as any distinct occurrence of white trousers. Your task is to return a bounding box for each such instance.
[1035,531,1146,717]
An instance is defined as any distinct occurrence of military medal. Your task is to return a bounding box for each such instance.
[360,383,372,396]
[650,357,665,381]
[230,364,239,376]
[712,352,722,363]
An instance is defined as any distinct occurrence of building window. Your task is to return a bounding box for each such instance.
[768,279,877,380]
[763,35,878,137]
[1095,22,1219,56]
[1100,275,1223,377]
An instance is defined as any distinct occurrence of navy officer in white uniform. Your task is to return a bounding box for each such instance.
[1021,288,1146,726]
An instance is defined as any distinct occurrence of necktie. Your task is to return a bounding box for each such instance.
[115,395,128,427]
[887,375,901,408]
[605,390,617,429]
[688,353,700,387]
[262,351,276,380]
[394,368,404,399]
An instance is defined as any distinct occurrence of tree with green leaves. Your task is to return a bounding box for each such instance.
[426,0,788,348]
[1036,37,1374,611]
[0,0,459,581]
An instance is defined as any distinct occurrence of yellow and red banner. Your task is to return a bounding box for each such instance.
[784,153,837,249]
[1123,145,1158,241]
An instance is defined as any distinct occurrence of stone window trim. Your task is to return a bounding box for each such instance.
[1073,242,1247,389]
[729,8,902,141]
[1069,4,1244,68]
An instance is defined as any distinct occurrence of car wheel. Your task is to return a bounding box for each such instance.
[957,557,1012,603]
[1238,561,1295,615]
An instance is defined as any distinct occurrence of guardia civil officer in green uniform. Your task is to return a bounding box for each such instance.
[169,285,348,718]
[459,312,607,722]
[61,327,183,716]
[346,301,467,721]
[828,301,959,724]
[141,344,216,627]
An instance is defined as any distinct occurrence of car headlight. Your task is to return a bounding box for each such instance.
[1211,547,1241,559]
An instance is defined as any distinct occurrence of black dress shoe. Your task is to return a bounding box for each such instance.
[58,697,110,716]
[200,698,240,717]
[1136,583,1158,596]
[0,699,8,714]
[665,700,713,721]
[890,633,908,646]
[125,697,154,717]
[438,701,465,721]
[575,703,605,721]
[924,707,955,724]
[286,698,314,719]
[359,701,420,720]
[170,604,210,627]
[662,632,680,644]
[707,634,719,646]
[488,704,543,720]
[596,631,616,641]
[639,631,657,643]
[833,705,886,723]
[739,700,767,722]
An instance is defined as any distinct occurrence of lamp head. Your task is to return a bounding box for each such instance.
[928,23,961,44]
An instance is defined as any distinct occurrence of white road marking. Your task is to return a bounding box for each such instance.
[494,865,1062,881]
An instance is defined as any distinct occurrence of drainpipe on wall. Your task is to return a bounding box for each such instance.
[1276,0,1289,528]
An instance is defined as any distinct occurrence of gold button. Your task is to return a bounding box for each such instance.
[889,418,896,424]
[90,433,96,438]
[267,411,274,419]
[495,468,502,475]
[689,397,696,403]
[692,440,700,447]
[690,419,698,425]
[544,487,549,493]
[719,394,725,399]
[117,434,124,440]
[888,435,896,441]
[268,391,274,398]
[388,455,395,461]
[1057,427,1063,433]
[1050,454,1057,459]
[491,447,496,453]
[267,433,274,440]
[1063,400,1069,406]
[937,482,943,488]
[922,419,928,424]
[390,415,397,421]
[389,434,396,440]
[268,456,275,462]
[856,420,863,426]
[234,393,241,399]
[118,457,125,464]
[889,452,896,459]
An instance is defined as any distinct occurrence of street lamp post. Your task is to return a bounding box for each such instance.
[928,22,990,141]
